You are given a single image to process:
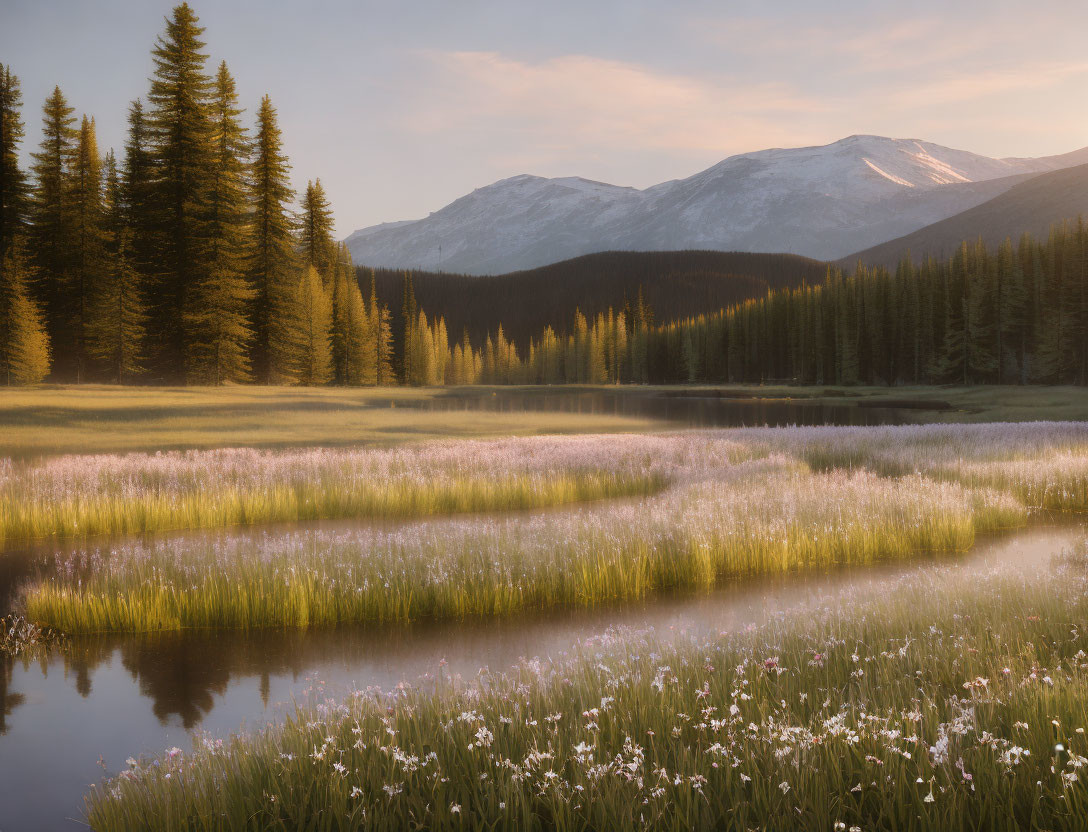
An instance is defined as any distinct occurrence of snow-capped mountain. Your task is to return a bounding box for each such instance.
[345,135,1088,275]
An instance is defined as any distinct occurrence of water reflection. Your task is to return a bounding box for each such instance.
[415,389,924,427]
[0,459,1072,832]
[0,656,24,735]
[0,526,1078,830]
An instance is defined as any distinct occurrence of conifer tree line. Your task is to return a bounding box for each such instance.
[637,221,1088,386]
[385,221,1088,388]
[0,4,399,386]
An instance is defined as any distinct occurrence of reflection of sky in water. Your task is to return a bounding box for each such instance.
[0,525,1076,830]
[414,390,922,428]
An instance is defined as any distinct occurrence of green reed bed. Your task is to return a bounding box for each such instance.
[0,434,712,545]
[23,457,1024,633]
[85,539,1088,831]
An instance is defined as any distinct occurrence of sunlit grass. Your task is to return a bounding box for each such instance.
[751,422,1088,510]
[84,539,1088,831]
[23,455,1024,633]
[0,385,664,458]
[0,435,684,545]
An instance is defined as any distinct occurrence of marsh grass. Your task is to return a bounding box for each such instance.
[84,543,1088,831]
[23,459,1024,633]
[0,435,690,545]
[753,422,1088,511]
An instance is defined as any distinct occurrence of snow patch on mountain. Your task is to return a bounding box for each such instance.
[345,135,1088,275]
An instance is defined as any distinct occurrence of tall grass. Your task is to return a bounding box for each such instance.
[23,458,1024,632]
[749,422,1088,510]
[84,540,1088,831]
[0,434,703,544]
[8,423,1088,548]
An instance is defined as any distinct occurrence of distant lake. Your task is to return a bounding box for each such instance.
[408,388,927,427]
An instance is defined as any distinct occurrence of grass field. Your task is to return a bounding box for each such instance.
[6,384,1088,458]
[84,535,1088,831]
[0,385,657,457]
[0,435,672,545]
[25,452,1022,632]
[28,421,1088,633]
[8,389,1088,830]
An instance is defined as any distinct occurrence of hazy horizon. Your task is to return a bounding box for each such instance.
[3,0,1088,235]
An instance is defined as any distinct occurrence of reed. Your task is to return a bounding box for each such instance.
[24,457,1024,632]
[84,538,1088,831]
[0,434,696,545]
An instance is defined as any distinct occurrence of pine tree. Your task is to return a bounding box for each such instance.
[374,304,394,385]
[434,316,450,384]
[367,274,394,385]
[299,179,335,282]
[0,240,50,385]
[0,65,28,264]
[89,229,147,383]
[249,95,295,382]
[28,86,76,353]
[67,116,106,381]
[146,2,215,376]
[121,99,157,295]
[995,238,1028,383]
[399,271,417,382]
[184,61,253,385]
[282,265,332,385]
[86,153,146,383]
[331,253,371,385]
[102,151,124,246]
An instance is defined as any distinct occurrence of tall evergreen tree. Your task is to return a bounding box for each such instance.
[369,274,394,385]
[331,246,370,384]
[0,65,28,262]
[67,116,106,381]
[299,179,335,282]
[249,95,295,382]
[400,271,417,382]
[121,99,156,290]
[282,264,332,385]
[88,228,147,384]
[184,61,253,384]
[0,240,49,385]
[27,86,76,353]
[146,2,215,376]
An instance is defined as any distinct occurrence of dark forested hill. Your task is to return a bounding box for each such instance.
[840,163,1088,269]
[358,250,827,347]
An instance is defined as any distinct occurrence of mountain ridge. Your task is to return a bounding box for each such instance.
[839,162,1088,269]
[345,135,1088,274]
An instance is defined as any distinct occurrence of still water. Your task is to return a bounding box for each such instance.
[0,522,1077,831]
[408,388,929,427]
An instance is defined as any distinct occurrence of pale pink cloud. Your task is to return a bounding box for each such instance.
[397,50,832,160]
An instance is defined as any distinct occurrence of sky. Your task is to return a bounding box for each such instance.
[3,0,1088,236]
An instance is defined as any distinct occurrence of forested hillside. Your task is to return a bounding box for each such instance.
[842,163,1088,269]
[363,250,827,348]
[615,220,1088,386]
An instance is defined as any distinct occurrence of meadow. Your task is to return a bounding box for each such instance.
[20,422,1088,633]
[0,385,658,457]
[24,454,1022,632]
[0,435,669,544]
[84,534,1088,831]
[6,384,1088,458]
[10,410,1088,831]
